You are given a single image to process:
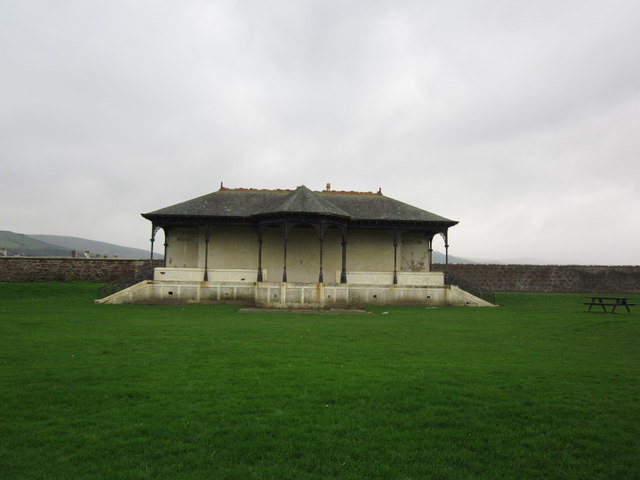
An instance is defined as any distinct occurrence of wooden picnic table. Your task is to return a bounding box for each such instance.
[583,296,635,313]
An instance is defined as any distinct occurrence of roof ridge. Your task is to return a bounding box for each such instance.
[219,186,293,193]
[318,189,382,195]
[218,182,382,195]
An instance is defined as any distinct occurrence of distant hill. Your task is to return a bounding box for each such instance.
[0,231,161,259]
[429,252,548,265]
[431,251,476,264]
[0,231,71,256]
[27,234,162,259]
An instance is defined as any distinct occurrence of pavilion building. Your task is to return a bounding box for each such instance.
[97,184,492,307]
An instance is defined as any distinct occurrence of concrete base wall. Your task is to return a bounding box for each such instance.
[154,267,266,283]
[154,267,444,287]
[345,271,444,286]
[96,279,492,308]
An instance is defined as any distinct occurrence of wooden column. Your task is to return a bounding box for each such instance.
[393,229,398,285]
[163,235,168,266]
[203,227,210,281]
[340,227,348,284]
[318,222,326,283]
[256,225,263,282]
[163,228,169,267]
[282,222,289,283]
[149,225,160,267]
[444,231,450,266]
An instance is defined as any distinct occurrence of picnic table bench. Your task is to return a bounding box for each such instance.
[583,296,635,313]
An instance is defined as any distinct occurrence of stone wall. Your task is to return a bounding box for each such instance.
[0,257,163,283]
[432,264,640,294]
[1,258,639,293]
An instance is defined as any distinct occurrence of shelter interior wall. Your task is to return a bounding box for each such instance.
[285,227,320,283]
[400,232,429,272]
[165,225,411,280]
[166,227,199,268]
[260,226,343,283]
[208,226,258,270]
[262,226,284,281]
[347,229,394,272]
[322,228,342,283]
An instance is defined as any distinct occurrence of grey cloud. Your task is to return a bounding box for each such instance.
[1,0,638,264]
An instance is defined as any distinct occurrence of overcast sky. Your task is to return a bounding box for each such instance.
[1,0,639,264]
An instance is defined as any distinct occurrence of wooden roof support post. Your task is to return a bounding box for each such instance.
[393,229,399,284]
[282,221,290,283]
[340,227,348,284]
[317,222,326,284]
[256,225,263,282]
[163,228,169,267]
[149,224,160,268]
[426,233,434,272]
[203,226,210,281]
[441,231,450,266]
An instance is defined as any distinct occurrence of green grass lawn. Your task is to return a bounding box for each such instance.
[1,283,638,479]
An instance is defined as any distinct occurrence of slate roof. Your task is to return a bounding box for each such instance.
[255,185,350,217]
[142,185,457,227]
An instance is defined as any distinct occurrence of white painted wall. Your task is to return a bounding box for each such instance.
[165,227,199,268]
[400,232,430,272]
[208,226,259,270]
[165,225,432,281]
[347,229,394,272]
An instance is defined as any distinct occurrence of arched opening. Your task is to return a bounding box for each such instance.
[430,231,450,267]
